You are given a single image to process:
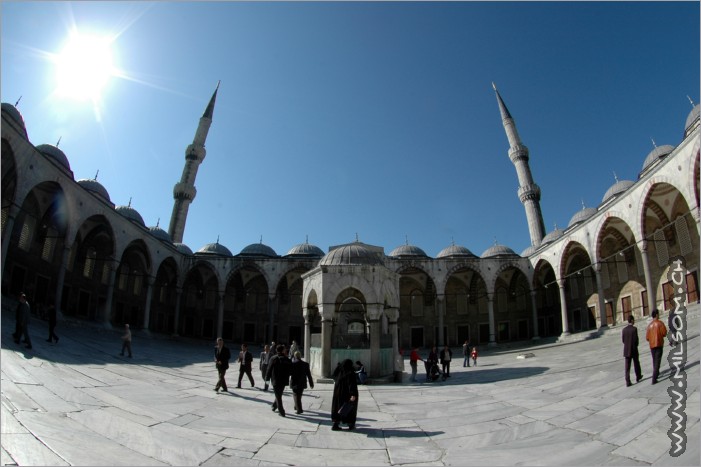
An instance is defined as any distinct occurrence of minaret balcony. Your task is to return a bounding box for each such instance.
[185,144,206,161]
[518,183,541,202]
[173,183,197,200]
[508,144,529,163]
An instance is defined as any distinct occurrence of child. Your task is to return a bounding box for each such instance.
[471,347,478,366]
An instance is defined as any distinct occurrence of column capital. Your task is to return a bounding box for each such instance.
[366,304,383,321]
[384,307,399,322]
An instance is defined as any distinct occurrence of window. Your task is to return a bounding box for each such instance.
[84,248,96,279]
[18,217,35,251]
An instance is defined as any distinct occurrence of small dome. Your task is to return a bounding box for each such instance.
[389,244,428,258]
[602,180,634,203]
[481,244,518,258]
[36,144,73,176]
[149,225,172,243]
[286,242,324,257]
[641,145,675,174]
[568,207,597,227]
[77,178,112,203]
[436,244,475,258]
[541,228,564,245]
[2,103,28,139]
[319,242,384,266]
[685,104,700,134]
[240,242,278,258]
[115,205,145,227]
[521,245,537,257]
[197,242,233,257]
[174,243,193,255]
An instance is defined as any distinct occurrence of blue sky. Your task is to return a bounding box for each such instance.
[2,1,699,258]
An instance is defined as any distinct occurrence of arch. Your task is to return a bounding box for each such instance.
[150,256,179,334]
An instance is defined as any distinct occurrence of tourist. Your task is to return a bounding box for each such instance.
[355,361,368,384]
[331,359,358,431]
[621,315,642,387]
[120,324,132,357]
[214,337,231,392]
[13,293,32,349]
[290,351,314,414]
[645,309,667,384]
[439,345,453,377]
[471,347,478,366]
[236,343,255,388]
[266,344,292,416]
[462,340,471,367]
[259,344,271,391]
[426,346,439,381]
[289,340,299,360]
[409,347,423,382]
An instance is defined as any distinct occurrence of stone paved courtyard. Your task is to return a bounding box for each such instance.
[2,304,699,466]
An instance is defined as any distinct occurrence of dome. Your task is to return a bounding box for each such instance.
[389,244,428,258]
[602,179,634,203]
[641,145,675,174]
[2,103,28,139]
[174,243,193,255]
[436,244,475,258]
[77,178,112,203]
[568,207,597,227]
[196,242,233,257]
[240,242,278,258]
[541,228,564,245]
[520,245,537,257]
[319,242,384,266]
[685,104,700,134]
[481,244,518,258]
[115,204,145,227]
[148,225,172,243]
[36,144,72,176]
[286,242,324,257]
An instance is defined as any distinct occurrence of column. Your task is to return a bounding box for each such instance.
[216,290,225,338]
[640,240,657,313]
[558,279,570,337]
[303,307,312,360]
[319,304,333,377]
[436,295,445,346]
[54,246,71,320]
[529,290,540,340]
[172,287,182,337]
[1,204,19,274]
[267,293,276,343]
[142,275,154,332]
[102,260,117,329]
[367,305,382,378]
[487,292,496,347]
[593,264,608,329]
[385,308,401,376]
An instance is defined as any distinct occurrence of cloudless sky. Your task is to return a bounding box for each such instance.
[2,1,699,258]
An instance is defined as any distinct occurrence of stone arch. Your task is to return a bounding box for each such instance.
[532,258,561,337]
[150,256,179,334]
[112,239,152,328]
[180,261,220,339]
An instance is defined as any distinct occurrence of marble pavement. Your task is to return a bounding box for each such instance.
[2,304,699,466]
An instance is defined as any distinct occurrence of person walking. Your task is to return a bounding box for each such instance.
[259,344,271,391]
[355,361,368,384]
[426,346,439,382]
[462,340,471,367]
[266,344,292,417]
[440,345,453,377]
[289,340,299,360]
[290,351,314,414]
[471,347,478,366]
[236,343,255,388]
[214,337,231,392]
[13,293,32,349]
[646,309,667,385]
[622,315,643,387]
[409,347,423,382]
[331,359,359,431]
[46,304,59,344]
[120,324,132,357]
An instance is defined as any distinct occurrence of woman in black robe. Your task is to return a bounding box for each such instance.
[331,359,359,431]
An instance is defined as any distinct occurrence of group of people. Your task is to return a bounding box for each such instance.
[12,292,60,350]
[622,308,677,387]
[408,343,478,382]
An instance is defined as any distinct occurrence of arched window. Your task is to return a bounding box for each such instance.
[84,247,96,279]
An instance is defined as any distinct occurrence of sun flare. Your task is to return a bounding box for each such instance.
[55,32,115,101]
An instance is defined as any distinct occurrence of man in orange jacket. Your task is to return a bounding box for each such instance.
[646,309,668,385]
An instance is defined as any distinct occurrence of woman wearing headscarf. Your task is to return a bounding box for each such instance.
[331,359,359,431]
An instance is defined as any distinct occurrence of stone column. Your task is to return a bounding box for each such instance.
[1,204,19,274]
[216,290,225,338]
[385,307,401,377]
[267,293,276,343]
[102,260,117,329]
[54,246,71,320]
[142,275,154,332]
[640,240,657,313]
[487,293,496,347]
[319,304,333,377]
[593,264,608,329]
[303,307,312,360]
[558,279,570,337]
[172,287,182,337]
[366,305,382,378]
[436,295,445,346]
[529,290,540,340]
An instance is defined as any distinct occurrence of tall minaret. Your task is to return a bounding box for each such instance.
[168,82,220,244]
[492,83,546,247]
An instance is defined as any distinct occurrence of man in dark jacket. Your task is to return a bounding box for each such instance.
[439,345,453,377]
[13,293,32,349]
[236,343,255,388]
[214,338,231,392]
[621,315,642,387]
[266,344,292,416]
[289,350,314,414]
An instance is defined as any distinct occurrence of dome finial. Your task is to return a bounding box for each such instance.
[259,235,263,244]
[581,199,586,209]
[216,235,220,244]
[493,237,498,246]
[613,171,619,183]
[305,234,309,244]
[94,169,99,181]
[128,197,132,208]
[405,234,409,246]
[650,137,657,148]
[688,95,696,107]
[355,232,359,242]
[14,96,22,107]
[554,222,558,230]
[451,236,455,246]
[156,218,160,228]
[56,136,62,147]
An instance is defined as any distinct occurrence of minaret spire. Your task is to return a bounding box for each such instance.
[168,82,220,244]
[493,83,546,247]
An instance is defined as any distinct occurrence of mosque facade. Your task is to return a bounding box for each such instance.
[2,87,699,378]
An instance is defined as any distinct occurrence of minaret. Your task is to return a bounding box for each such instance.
[168,82,220,244]
[492,83,546,247]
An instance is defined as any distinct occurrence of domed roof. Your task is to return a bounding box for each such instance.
[240,242,277,258]
[520,245,537,257]
[541,228,564,244]
[148,225,172,243]
[77,178,112,203]
[389,244,428,258]
[568,207,597,227]
[602,179,634,203]
[115,204,145,227]
[174,243,193,255]
[36,144,72,176]
[481,244,518,258]
[641,145,675,173]
[436,244,475,258]
[319,242,384,266]
[2,103,28,139]
[685,104,700,133]
[196,242,233,257]
[286,242,324,257]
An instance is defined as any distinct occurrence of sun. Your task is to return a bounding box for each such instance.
[55,32,115,101]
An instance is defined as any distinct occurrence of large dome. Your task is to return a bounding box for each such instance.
[641,145,674,174]
[197,242,233,257]
[36,144,73,176]
[319,242,384,266]
[481,244,518,258]
[174,243,193,255]
[286,242,324,257]
[389,244,428,258]
[240,242,277,258]
[77,178,112,203]
[436,244,475,258]
[568,207,597,227]
[602,179,634,203]
[2,103,28,139]
[685,104,700,135]
[149,225,172,243]
[541,228,564,245]
[115,204,145,227]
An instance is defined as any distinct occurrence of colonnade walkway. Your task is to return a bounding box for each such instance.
[1,303,699,466]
